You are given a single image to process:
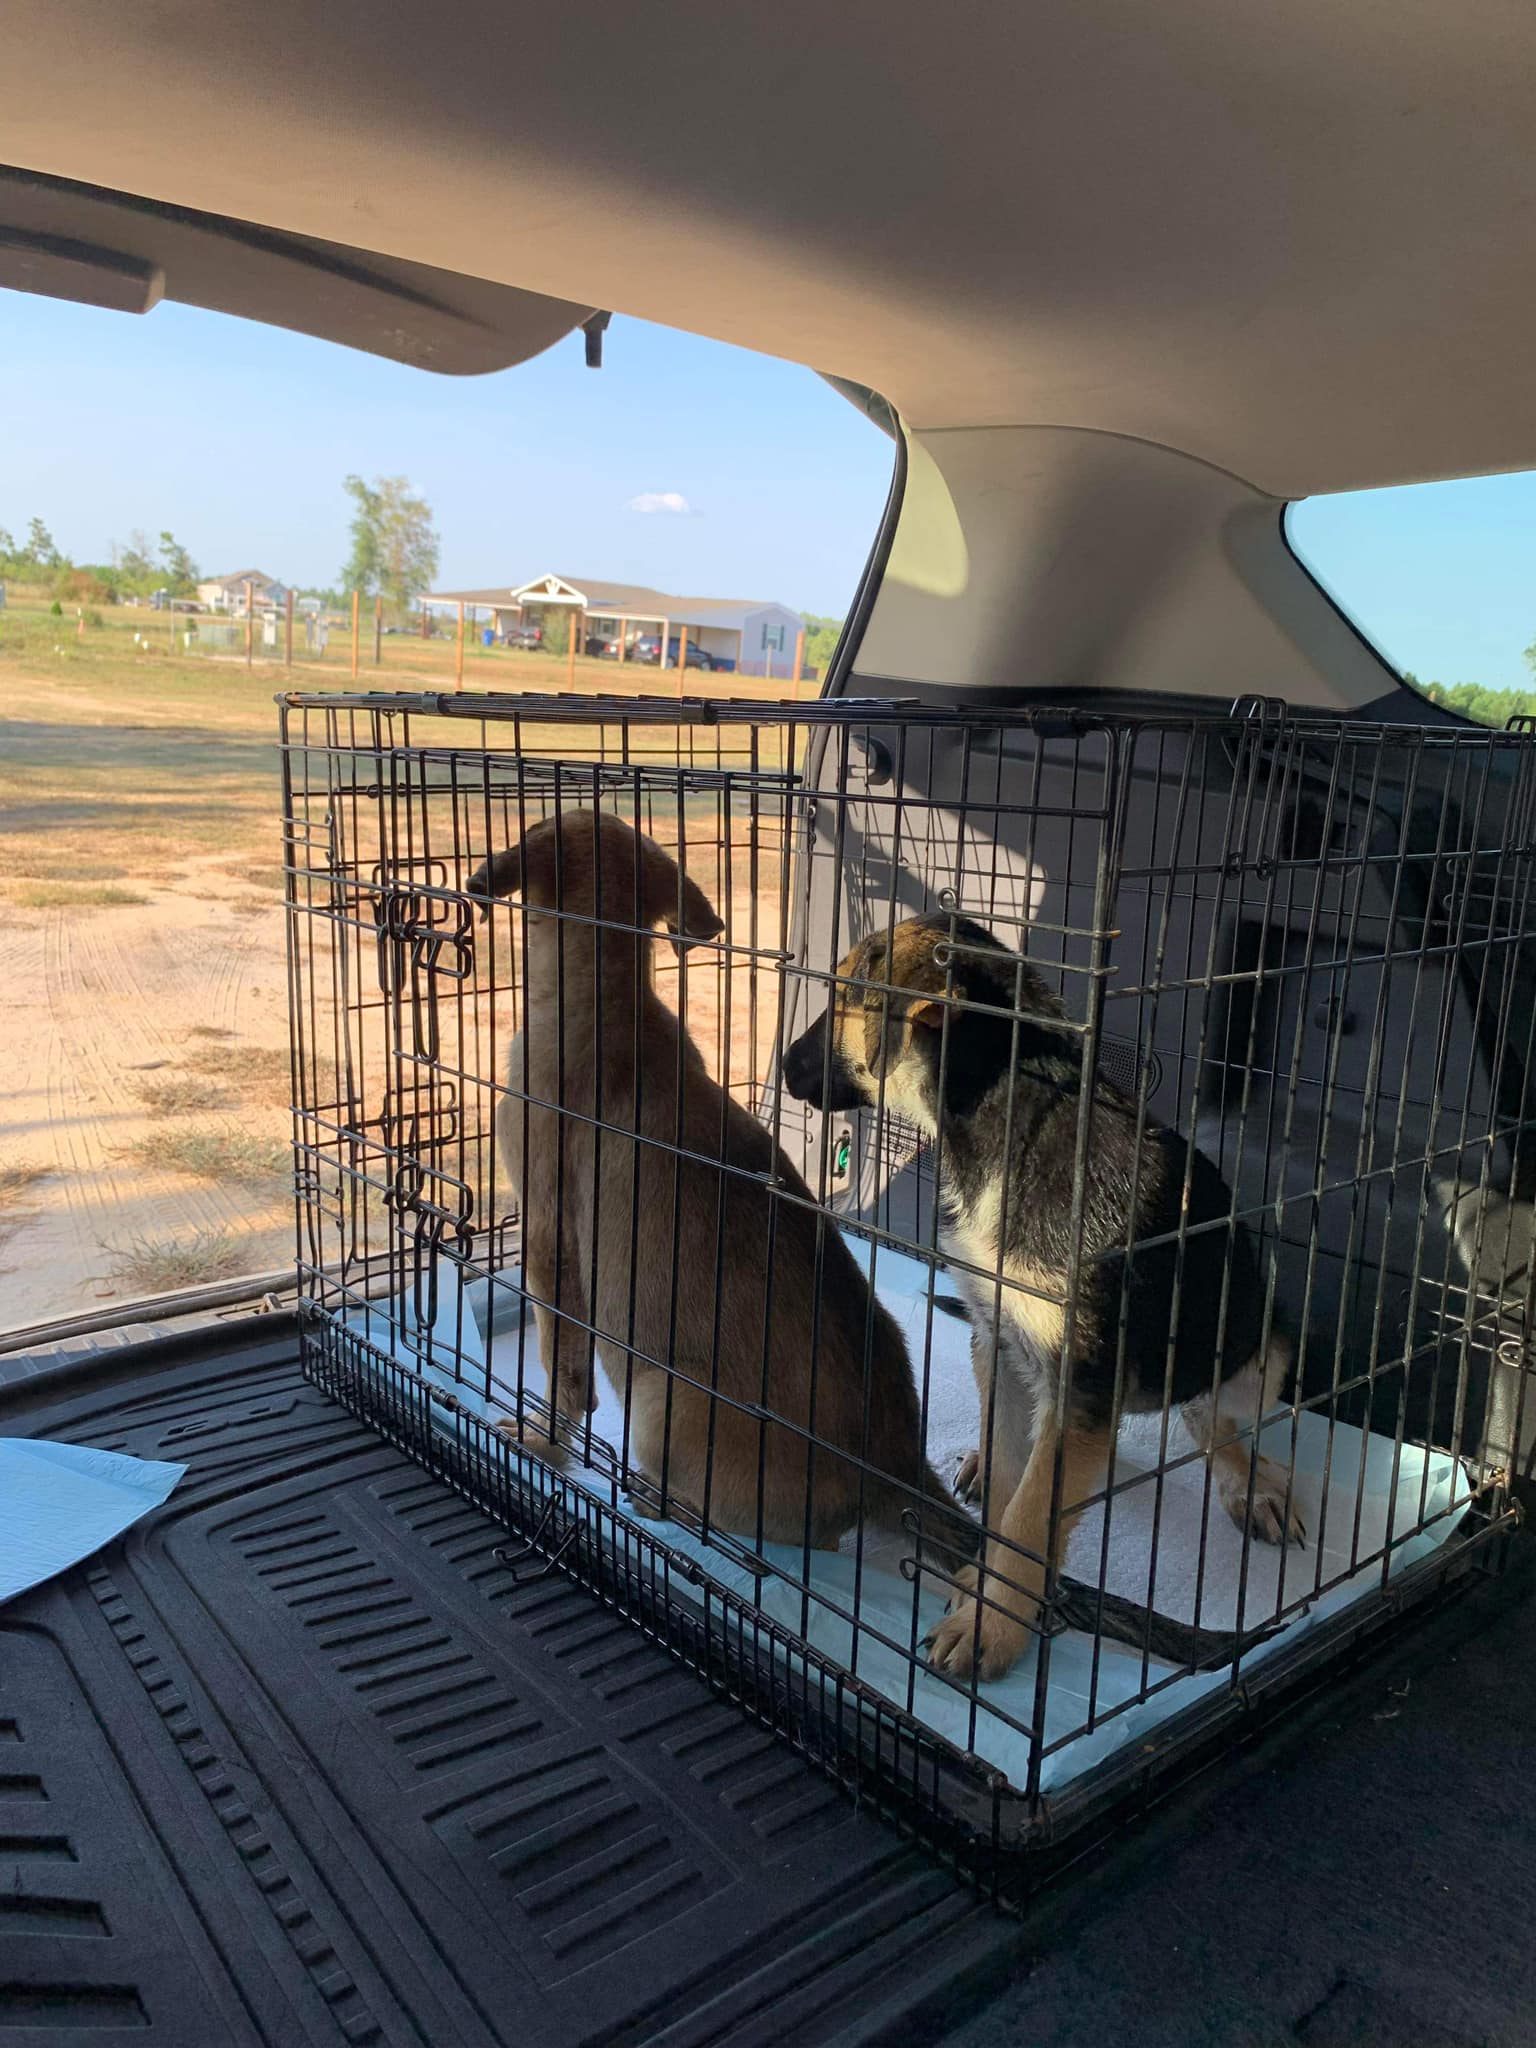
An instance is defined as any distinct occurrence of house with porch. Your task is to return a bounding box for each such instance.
[196,569,287,615]
[425,573,807,677]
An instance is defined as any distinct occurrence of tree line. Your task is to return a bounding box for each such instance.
[0,472,442,615]
[1413,673,1536,727]
[4,492,917,679]
[0,517,199,604]
[800,613,843,673]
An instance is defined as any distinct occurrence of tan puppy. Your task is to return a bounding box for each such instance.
[469,811,973,1561]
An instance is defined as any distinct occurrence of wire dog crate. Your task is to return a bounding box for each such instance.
[281,688,1536,1900]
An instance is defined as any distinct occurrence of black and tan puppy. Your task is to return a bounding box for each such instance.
[782,912,1302,1681]
[468,812,974,1566]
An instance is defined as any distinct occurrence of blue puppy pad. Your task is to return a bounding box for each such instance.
[0,1437,187,1604]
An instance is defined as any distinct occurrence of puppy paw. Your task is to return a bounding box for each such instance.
[924,1597,1033,1683]
[494,1414,570,1468]
[954,1449,983,1504]
[1221,1454,1306,1546]
[944,1560,980,1612]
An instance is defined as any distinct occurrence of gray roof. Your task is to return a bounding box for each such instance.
[558,578,773,614]
[427,576,793,625]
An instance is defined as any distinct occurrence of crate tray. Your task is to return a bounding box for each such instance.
[339,1242,1471,1798]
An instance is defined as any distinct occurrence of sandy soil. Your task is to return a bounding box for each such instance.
[0,860,295,1329]
[0,826,795,1336]
[0,620,810,1338]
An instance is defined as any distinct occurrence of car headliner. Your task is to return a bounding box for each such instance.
[4,0,1534,500]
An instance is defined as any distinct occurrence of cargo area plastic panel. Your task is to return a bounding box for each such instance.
[0,1326,1010,2047]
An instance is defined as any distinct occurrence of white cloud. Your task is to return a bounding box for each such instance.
[627,490,694,516]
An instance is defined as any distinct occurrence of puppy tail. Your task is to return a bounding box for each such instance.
[866,1457,981,1572]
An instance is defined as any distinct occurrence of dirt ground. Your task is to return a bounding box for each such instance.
[0,601,803,1335]
[1,627,300,1329]
[0,855,295,1327]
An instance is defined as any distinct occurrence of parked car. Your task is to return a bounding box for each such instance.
[629,632,715,668]
[501,622,543,649]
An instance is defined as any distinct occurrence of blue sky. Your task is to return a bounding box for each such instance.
[2,289,1534,683]
[1289,476,1536,692]
[0,297,893,619]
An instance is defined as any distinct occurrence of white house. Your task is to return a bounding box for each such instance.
[197,570,286,615]
[425,573,807,676]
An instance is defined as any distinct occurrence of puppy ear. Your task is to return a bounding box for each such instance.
[639,833,725,956]
[862,995,881,1075]
[904,996,946,1032]
[666,872,726,956]
[863,977,952,1076]
[465,845,524,922]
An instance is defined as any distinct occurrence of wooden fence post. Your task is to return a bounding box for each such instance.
[456,601,465,690]
[285,587,294,667]
[245,580,254,666]
[792,627,805,697]
[374,592,383,666]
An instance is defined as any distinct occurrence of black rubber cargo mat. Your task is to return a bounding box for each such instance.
[0,1326,1011,2048]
